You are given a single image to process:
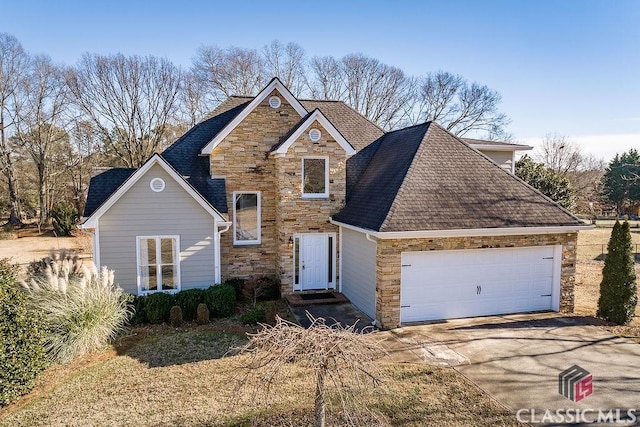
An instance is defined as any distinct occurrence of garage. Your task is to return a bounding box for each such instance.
[400,245,561,323]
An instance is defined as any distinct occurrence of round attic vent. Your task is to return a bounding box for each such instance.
[150,178,165,193]
[309,128,322,142]
[268,96,281,108]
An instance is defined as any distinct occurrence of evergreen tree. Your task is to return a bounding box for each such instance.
[597,220,638,324]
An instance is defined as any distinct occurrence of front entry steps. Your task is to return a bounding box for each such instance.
[286,291,349,307]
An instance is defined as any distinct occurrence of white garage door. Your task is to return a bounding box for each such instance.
[400,246,560,323]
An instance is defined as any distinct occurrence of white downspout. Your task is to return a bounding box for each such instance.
[78,222,100,269]
[215,222,231,284]
[338,226,343,292]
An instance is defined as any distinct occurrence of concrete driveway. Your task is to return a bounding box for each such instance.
[382,313,640,424]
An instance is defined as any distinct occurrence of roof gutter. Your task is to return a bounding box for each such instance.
[330,219,594,239]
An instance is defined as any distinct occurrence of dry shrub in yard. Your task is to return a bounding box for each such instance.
[21,254,133,363]
[597,220,638,325]
[235,314,386,427]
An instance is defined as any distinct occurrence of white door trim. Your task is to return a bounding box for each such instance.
[293,233,336,291]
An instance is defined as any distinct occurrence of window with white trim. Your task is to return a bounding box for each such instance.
[233,192,261,245]
[302,157,329,198]
[137,236,180,293]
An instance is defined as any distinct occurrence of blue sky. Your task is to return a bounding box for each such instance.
[2,0,639,161]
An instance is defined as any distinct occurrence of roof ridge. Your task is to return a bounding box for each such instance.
[301,99,386,134]
[379,123,431,231]
[432,123,582,222]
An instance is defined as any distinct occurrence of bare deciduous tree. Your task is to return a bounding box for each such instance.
[341,54,412,130]
[192,45,266,102]
[66,53,181,168]
[178,71,215,127]
[12,55,70,225]
[0,32,29,225]
[262,40,307,97]
[308,56,345,101]
[64,120,100,215]
[235,315,385,427]
[536,133,605,211]
[411,70,510,137]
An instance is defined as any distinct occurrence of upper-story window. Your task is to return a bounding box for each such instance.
[233,191,261,245]
[302,157,329,198]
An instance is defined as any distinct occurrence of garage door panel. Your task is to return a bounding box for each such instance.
[400,246,559,323]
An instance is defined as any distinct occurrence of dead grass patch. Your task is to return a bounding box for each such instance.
[0,325,518,426]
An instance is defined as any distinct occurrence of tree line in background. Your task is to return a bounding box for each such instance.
[0,32,638,227]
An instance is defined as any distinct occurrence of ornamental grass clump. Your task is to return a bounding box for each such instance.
[22,254,133,363]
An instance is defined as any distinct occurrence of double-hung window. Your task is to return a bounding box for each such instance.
[233,191,261,245]
[137,236,180,293]
[302,157,329,198]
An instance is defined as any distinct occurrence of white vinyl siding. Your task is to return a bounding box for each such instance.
[477,149,515,173]
[340,227,377,319]
[99,164,216,295]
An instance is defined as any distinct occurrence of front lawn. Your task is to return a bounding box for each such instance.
[0,323,518,426]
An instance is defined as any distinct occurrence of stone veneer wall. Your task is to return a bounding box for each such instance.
[274,119,347,294]
[375,232,578,329]
[210,92,348,294]
[211,90,299,279]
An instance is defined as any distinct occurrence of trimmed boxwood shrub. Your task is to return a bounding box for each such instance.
[0,259,49,406]
[204,283,236,318]
[144,292,174,324]
[130,295,148,325]
[224,278,245,300]
[174,289,205,321]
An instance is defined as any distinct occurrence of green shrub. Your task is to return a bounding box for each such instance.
[204,283,236,318]
[0,259,49,406]
[144,292,174,324]
[21,258,132,363]
[129,295,148,325]
[224,278,245,299]
[174,288,205,321]
[50,203,78,236]
[240,306,266,325]
[597,220,638,325]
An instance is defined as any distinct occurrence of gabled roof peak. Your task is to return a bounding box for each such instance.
[200,77,308,155]
[270,108,355,156]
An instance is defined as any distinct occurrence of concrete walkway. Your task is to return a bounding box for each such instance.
[289,302,375,332]
[379,313,640,424]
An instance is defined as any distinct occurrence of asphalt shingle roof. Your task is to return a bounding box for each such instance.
[300,100,384,151]
[83,98,248,218]
[334,122,584,232]
[162,98,250,213]
[83,168,135,217]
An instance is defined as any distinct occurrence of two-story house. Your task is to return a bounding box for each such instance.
[81,78,589,329]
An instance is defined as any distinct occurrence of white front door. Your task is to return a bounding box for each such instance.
[295,233,336,291]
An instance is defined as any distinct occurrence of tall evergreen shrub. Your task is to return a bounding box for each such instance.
[0,259,49,405]
[597,220,638,325]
